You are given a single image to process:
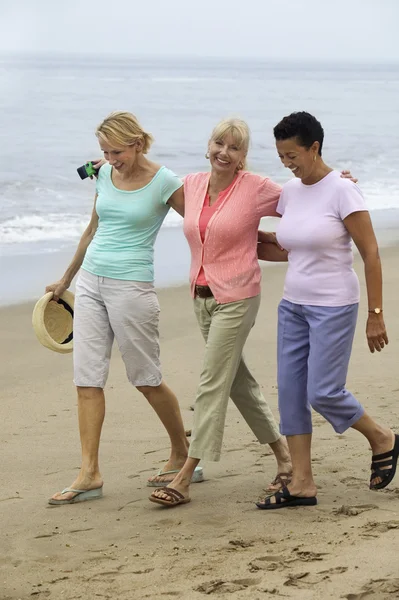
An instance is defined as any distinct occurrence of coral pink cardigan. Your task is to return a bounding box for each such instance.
[183,171,282,303]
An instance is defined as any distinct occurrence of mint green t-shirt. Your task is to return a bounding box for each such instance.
[82,163,182,281]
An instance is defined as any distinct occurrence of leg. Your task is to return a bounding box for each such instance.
[286,434,316,496]
[103,279,189,484]
[277,300,311,436]
[189,296,262,462]
[195,298,286,464]
[256,433,317,508]
[138,382,190,484]
[258,301,315,506]
[230,357,292,484]
[151,295,261,505]
[50,271,113,503]
[351,414,396,488]
[306,304,396,489]
[306,304,364,433]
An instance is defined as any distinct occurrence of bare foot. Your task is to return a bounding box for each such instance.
[50,472,103,502]
[150,470,191,503]
[267,437,292,492]
[147,455,188,486]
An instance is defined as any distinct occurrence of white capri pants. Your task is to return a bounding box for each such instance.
[73,269,162,388]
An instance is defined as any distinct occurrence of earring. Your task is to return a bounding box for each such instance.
[205,152,210,159]
[313,155,317,162]
[238,162,243,170]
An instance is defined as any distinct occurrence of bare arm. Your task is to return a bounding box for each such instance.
[344,210,388,353]
[167,185,185,217]
[45,195,99,299]
[257,242,288,262]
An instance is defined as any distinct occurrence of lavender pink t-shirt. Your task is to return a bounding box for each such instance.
[276,170,367,307]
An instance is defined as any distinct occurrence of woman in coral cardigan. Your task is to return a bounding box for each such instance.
[149,118,355,507]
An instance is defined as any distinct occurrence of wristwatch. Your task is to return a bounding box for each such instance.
[368,308,383,314]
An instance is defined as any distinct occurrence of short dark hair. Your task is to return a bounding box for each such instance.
[273,112,324,156]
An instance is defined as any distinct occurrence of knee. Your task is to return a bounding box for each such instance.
[136,384,162,400]
[307,386,330,414]
[76,386,103,401]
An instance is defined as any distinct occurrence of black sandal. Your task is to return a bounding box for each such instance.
[256,486,317,510]
[370,434,399,490]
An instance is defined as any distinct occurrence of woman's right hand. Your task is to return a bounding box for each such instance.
[45,280,68,301]
[90,158,106,178]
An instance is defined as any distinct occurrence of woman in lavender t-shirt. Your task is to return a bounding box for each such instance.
[257,111,398,509]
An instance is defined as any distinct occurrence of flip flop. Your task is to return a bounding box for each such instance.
[147,465,204,487]
[370,434,399,490]
[48,486,103,505]
[149,486,191,507]
[256,486,317,510]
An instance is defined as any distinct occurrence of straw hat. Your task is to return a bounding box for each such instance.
[32,291,75,354]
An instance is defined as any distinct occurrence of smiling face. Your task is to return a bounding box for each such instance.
[99,138,141,173]
[208,132,247,176]
[276,137,320,181]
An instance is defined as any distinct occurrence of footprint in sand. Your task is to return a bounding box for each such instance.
[345,577,399,599]
[228,539,254,548]
[295,550,328,562]
[361,520,399,535]
[332,504,378,517]
[284,567,348,588]
[248,554,287,572]
[215,472,241,479]
[195,577,261,594]
[339,476,365,487]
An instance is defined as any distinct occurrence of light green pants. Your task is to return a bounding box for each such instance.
[189,295,281,462]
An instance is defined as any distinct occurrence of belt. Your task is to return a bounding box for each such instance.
[195,285,214,299]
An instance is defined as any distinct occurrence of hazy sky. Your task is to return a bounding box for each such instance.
[1,0,398,62]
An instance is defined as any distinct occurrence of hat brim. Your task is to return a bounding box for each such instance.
[32,291,75,354]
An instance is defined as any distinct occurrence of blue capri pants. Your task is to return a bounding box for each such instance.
[277,299,365,436]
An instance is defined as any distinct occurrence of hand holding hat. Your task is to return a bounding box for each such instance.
[32,284,75,354]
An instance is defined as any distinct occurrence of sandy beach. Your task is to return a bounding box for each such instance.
[1,249,398,600]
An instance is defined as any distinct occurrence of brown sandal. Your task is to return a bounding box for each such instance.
[149,486,191,507]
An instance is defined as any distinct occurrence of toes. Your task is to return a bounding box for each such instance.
[52,492,73,501]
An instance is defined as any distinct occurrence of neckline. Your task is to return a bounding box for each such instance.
[299,169,336,188]
[207,174,238,206]
[109,164,164,194]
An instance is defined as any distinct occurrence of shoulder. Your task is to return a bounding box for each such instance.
[157,165,181,182]
[281,177,301,191]
[184,171,208,182]
[98,162,111,177]
[236,171,281,193]
[96,162,111,187]
[236,171,264,187]
[183,172,209,188]
[330,171,358,190]
[329,172,364,201]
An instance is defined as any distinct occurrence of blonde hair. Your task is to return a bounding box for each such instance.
[96,111,154,154]
[209,118,251,170]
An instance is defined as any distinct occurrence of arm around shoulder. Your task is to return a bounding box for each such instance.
[167,185,185,217]
[257,176,283,217]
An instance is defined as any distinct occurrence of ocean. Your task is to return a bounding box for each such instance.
[1,54,399,305]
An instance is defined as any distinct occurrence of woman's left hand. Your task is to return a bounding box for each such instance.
[341,169,358,184]
[366,314,388,353]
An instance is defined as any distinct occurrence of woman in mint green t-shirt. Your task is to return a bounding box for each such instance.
[45,111,202,505]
